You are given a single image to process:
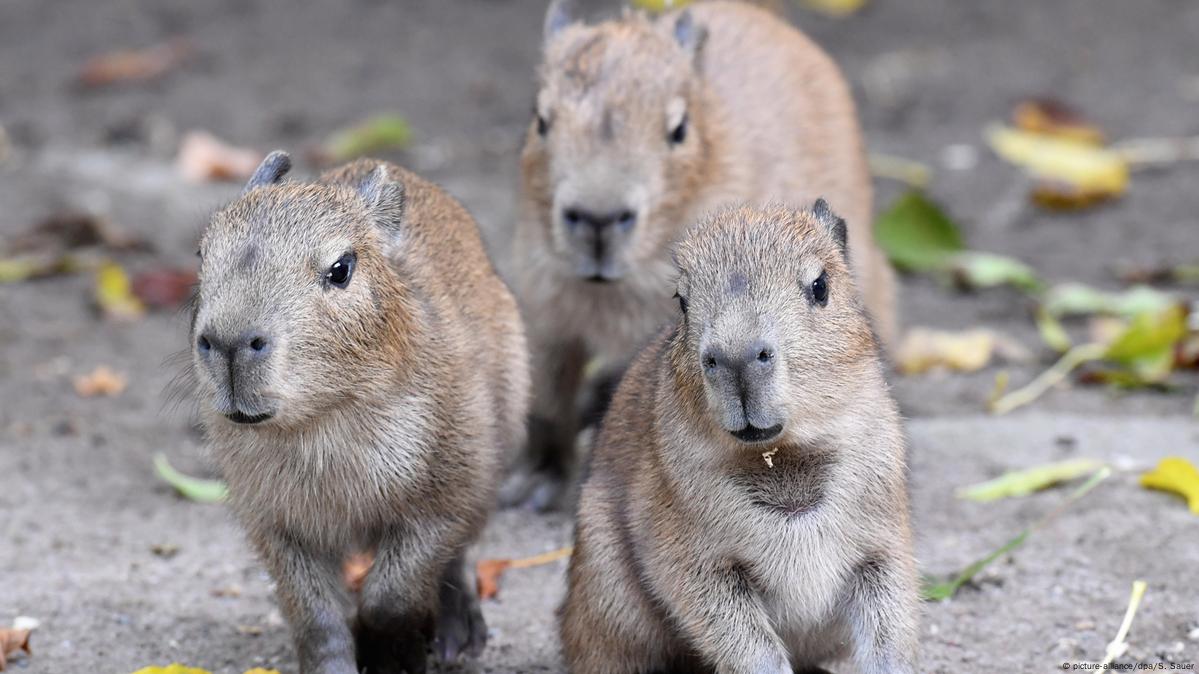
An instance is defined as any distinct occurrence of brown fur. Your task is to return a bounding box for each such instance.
[192,156,529,674]
[507,0,896,509]
[560,204,918,674]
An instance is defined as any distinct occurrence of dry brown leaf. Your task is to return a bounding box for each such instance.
[476,547,573,601]
[132,267,197,310]
[0,628,31,671]
[343,551,374,593]
[73,366,128,397]
[78,38,192,87]
[896,328,995,375]
[177,131,263,183]
[1012,98,1105,145]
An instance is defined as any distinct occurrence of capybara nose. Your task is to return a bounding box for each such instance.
[197,330,272,362]
[701,338,777,391]
[563,206,637,234]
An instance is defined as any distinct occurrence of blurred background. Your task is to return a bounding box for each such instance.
[0,0,1197,672]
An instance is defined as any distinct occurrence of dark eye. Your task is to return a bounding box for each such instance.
[810,271,828,306]
[536,113,549,137]
[674,291,688,314]
[326,253,356,288]
[668,113,687,145]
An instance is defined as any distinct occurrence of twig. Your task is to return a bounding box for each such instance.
[989,343,1106,415]
[1099,580,1148,666]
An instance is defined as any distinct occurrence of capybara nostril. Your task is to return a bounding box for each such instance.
[197,334,212,354]
[616,210,637,230]
[241,332,271,359]
[749,339,777,369]
[249,336,268,352]
[563,208,583,228]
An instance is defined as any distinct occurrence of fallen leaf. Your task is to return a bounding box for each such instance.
[630,0,695,10]
[132,267,197,310]
[1044,283,1178,319]
[344,551,375,593]
[9,211,147,253]
[0,628,31,671]
[477,546,573,600]
[321,115,412,164]
[0,254,76,283]
[868,153,931,188]
[874,190,965,272]
[1139,457,1199,514]
[236,625,264,637]
[78,38,192,87]
[1102,305,1188,383]
[177,131,263,183]
[987,125,1129,204]
[1115,260,1199,285]
[153,453,228,503]
[209,585,243,598]
[1036,308,1073,353]
[1012,98,1105,145]
[151,543,180,559]
[992,305,1187,414]
[895,328,995,375]
[956,459,1105,502]
[1030,181,1122,211]
[923,467,1109,600]
[947,251,1044,293]
[73,366,128,397]
[95,262,146,320]
[801,0,868,17]
[130,666,211,674]
[1098,580,1148,666]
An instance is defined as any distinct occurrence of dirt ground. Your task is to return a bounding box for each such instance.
[1,0,1198,672]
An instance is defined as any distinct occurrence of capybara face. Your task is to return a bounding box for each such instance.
[521,6,711,282]
[672,202,876,445]
[192,155,410,429]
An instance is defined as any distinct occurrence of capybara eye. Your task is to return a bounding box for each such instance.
[810,270,828,306]
[674,291,689,314]
[536,113,549,137]
[668,113,687,145]
[326,253,356,288]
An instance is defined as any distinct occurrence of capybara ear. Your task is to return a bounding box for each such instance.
[243,151,292,194]
[544,0,575,47]
[812,198,848,260]
[672,9,708,67]
[356,165,408,245]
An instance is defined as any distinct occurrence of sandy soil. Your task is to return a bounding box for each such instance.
[0,0,1197,672]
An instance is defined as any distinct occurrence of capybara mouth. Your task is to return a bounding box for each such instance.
[584,273,614,283]
[226,410,274,425]
[730,423,783,443]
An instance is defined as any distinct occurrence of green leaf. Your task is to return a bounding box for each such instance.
[955,459,1105,502]
[1044,283,1177,318]
[1102,305,1187,382]
[874,190,965,272]
[948,251,1045,293]
[924,467,1109,601]
[153,453,227,503]
[1035,307,1072,352]
[324,114,413,163]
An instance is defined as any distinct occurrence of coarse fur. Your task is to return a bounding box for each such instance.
[191,153,529,674]
[506,0,895,510]
[560,204,918,674]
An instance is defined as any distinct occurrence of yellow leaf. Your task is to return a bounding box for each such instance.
[130,666,212,674]
[1139,457,1199,514]
[1012,98,1105,145]
[802,0,868,17]
[896,328,994,375]
[986,125,1129,195]
[630,0,694,11]
[95,262,146,320]
[956,459,1105,502]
